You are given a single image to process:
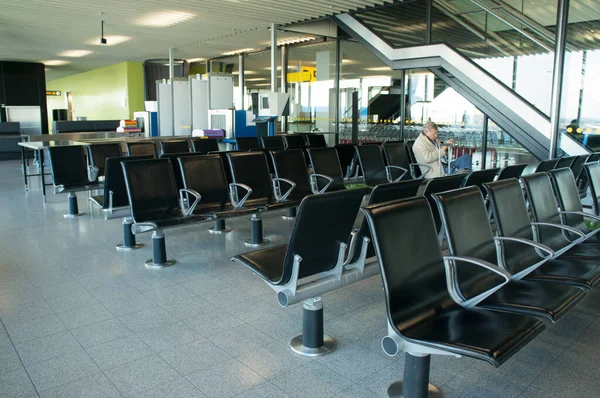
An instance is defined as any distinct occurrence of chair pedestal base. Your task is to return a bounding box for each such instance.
[145,230,175,269]
[209,219,232,234]
[387,382,442,398]
[282,207,297,220]
[64,193,85,218]
[388,353,442,398]
[245,214,269,247]
[289,297,336,357]
[116,218,144,251]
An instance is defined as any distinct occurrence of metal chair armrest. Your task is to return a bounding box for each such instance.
[272,177,296,201]
[229,183,253,208]
[531,222,586,239]
[409,163,431,179]
[179,189,202,216]
[493,236,554,257]
[385,166,408,182]
[88,165,99,182]
[560,210,600,223]
[310,173,334,194]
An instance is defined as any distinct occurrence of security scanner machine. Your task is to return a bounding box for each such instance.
[156,78,191,136]
[189,73,235,138]
[251,92,290,137]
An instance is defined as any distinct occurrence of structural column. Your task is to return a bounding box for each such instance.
[271,23,278,93]
[239,53,245,110]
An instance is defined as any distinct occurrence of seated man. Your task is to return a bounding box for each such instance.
[413,122,472,178]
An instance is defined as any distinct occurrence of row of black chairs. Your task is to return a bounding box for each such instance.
[534,152,600,197]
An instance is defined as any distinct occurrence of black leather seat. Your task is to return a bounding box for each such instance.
[462,168,500,195]
[159,140,190,155]
[48,146,102,193]
[433,186,585,322]
[227,151,299,210]
[570,154,590,184]
[355,144,404,186]
[191,138,219,154]
[159,152,199,191]
[422,173,468,238]
[208,150,244,185]
[282,135,307,149]
[576,153,600,196]
[534,158,559,173]
[307,147,346,192]
[485,178,600,288]
[270,150,313,201]
[87,143,122,179]
[334,144,358,179]
[496,163,527,180]
[382,142,420,180]
[236,137,261,150]
[125,141,157,158]
[306,134,326,148]
[260,136,284,150]
[584,162,600,216]
[361,196,544,396]
[555,156,577,170]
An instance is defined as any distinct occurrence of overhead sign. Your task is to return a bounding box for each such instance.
[46,91,61,96]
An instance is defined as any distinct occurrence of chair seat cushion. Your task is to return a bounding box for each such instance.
[232,245,288,284]
[561,242,600,259]
[480,279,585,322]
[402,308,544,367]
[525,257,600,288]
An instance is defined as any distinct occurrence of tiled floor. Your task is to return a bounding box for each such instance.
[1,159,600,397]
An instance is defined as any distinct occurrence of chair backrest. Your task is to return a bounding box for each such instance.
[283,135,307,149]
[103,155,152,209]
[236,137,261,151]
[570,154,590,182]
[191,138,219,154]
[306,134,326,148]
[520,173,564,247]
[270,149,312,199]
[555,156,576,170]
[534,158,559,173]
[462,168,500,195]
[362,196,455,335]
[307,147,346,192]
[405,141,417,163]
[209,150,243,184]
[334,144,357,178]
[87,143,122,177]
[126,142,157,158]
[423,173,468,232]
[159,152,199,191]
[121,158,182,223]
[577,153,600,193]
[48,146,89,186]
[179,155,230,212]
[281,188,369,283]
[433,187,506,298]
[382,141,411,170]
[159,140,190,155]
[548,168,584,227]
[584,162,600,216]
[260,136,284,150]
[350,179,423,264]
[355,144,388,186]
[227,151,275,204]
[495,163,527,180]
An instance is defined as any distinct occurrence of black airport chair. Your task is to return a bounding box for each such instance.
[282,134,307,149]
[334,144,359,179]
[87,143,122,179]
[125,141,157,158]
[382,141,428,180]
[159,140,190,155]
[306,134,326,148]
[191,138,219,154]
[533,158,559,173]
[159,152,199,192]
[555,156,577,170]
[232,188,371,357]
[433,186,585,323]
[208,150,244,185]
[121,158,209,268]
[496,163,528,180]
[362,196,545,398]
[270,150,313,201]
[577,153,600,197]
[422,173,468,241]
[461,168,500,195]
[570,154,590,183]
[179,155,258,233]
[355,144,406,186]
[307,147,346,193]
[485,178,600,288]
[48,145,103,218]
[548,168,600,240]
[236,137,261,151]
[584,162,600,216]
[260,136,284,150]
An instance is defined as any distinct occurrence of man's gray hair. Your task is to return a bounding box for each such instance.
[423,122,438,134]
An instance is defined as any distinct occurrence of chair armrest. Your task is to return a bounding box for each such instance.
[443,255,511,308]
[385,166,407,182]
[310,173,333,194]
[229,183,253,208]
[409,163,430,179]
[179,189,202,216]
[560,210,600,223]
[88,165,99,182]
[493,236,554,279]
[343,229,359,266]
[272,177,296,201]
[493,236,554,257]
[531,222,586,239]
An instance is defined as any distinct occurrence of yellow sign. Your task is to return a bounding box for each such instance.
[288,67,316,83]
[46,91,61,96]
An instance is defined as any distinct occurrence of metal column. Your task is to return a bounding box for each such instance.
[239,54,245,110]
[549,0,570,159]
[400,70,406,141]
[425,0,432,44]
[481,115,489,169]
[169,47,174,80]
[271,23,278,92]
[334,38,341,145]
[351,91,359,145]
[281,45,288,132]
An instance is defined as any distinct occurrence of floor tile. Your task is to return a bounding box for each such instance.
[237,341,312,379]
[105,354,180,397]
[184,309,244,337]
[186,358,265,398]
[40,372,122,398]
[235,382,291,398]
[102,293,155,317]
[6,314,66,343]
[137,321,201,353]
[143,285,195,306]
[159,337,231,375]
[27,349,101,392]
[335,384,379,398]
[445,364,528,398]
[118,307,176,333]
[206,324,273,357]
[87,335,154,372]
[0,344,24,375]
[272,360,354,398]
[160,296,217,321]
[37,280,88,300]
[0,300,54,326]
[46,291,100,313]
[0,367,38,397]
[15,330,82,366]
[0,288,44,309]
[131,377,205,398]
[56,303,114,329]
[71,317,133,348]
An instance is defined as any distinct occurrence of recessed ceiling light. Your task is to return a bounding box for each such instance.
[262,66,281,70]
[135,11,195,27]
[276,36,317,46]
[221,48,255,56]
[87,35,131,46]
[58,50,93,58]
[342,59,357,65]
[245,78,268,81]
[243,70,257,75]
[187,58,205,63]
[364,66,390,71]
[43,60,70,66]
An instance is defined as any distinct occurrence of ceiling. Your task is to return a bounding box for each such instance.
[0,0,392,81]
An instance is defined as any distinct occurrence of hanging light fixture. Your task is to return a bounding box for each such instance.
[100,20,107,44]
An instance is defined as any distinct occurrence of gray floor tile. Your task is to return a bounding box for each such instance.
[118,307,177,333]
[105,354,180,397]
[180,275,230,296]
[0,278,35,296]
[0,326,12,348]
[235,382,291,398]
[272,361,354,398]
[0,367,38,397]
[335,384,379,398]
[56,303,114,329]
[87,335,154,372]
[103,293,156,317]
[159,337,231,375]
[0,288,44,309]
[206,324,273,357]
[247,309,303,344]
[15,330,82,366]
[160,296,218,321]
[143,285,195,306]
[26,349,101,392]
[39,372,122,398]
[46,291,100,313]
[88,281,140,303]
[37,280,88,300]
[137,321,201,353]
[237,341,312,379]
[131,377,205,398]
[0,344,24,375]
[222,298,281,324]
[0,299,54,326]
[6,314,66,343]
[445,364,528,398]
[125,276,179,293]
[71,317,133,348]
[528,361,600,398]
[184,309,245,337]
[186,358,265,398]
[315,338,393,380]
